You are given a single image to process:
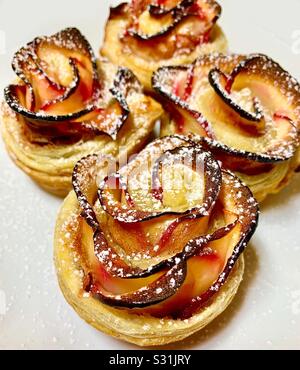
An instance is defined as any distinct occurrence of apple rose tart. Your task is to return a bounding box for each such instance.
[1,28,163,196]
[153,54,300,202]
[54,135,259,346]
[101,0,227,89]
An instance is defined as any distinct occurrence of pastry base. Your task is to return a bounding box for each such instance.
[54,191,245,347]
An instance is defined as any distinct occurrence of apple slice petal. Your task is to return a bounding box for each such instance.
[208,68,264,125]
[94,228,168,279]
[129,0,194,40]
[88,260,187,309]
[177,171,259,319]
[72,154,101,230]
[93,212,238,280]
[152,66,215,138]
[71,68,136,139]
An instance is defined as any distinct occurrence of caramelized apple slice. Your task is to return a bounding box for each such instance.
[129,0,193,40]
[72,100,126,139]
[93,229,157,279]
[89,260,187,308]
[73,154,104,229]
[178,171,258,318]
[92,213,237,281]
[209,68,265,132]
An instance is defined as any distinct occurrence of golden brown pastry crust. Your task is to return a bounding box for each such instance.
[54,190,244,347]
[101,2,228,90]
[236,152,300,202]
[1,61,163,197]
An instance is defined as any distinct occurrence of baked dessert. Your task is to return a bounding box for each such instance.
[153,54,300,202]
[54,135,259,346]
[1,27,163,196]
[101,0,227,89]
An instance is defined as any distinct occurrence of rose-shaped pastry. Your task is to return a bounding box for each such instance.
[1,28,163,196]
[101,0,227,89]
[153,54,300,201]
[54,135,259,346]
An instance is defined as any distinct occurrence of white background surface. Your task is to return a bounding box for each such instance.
[0,0,300,350]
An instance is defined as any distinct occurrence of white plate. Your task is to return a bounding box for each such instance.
[0,0,300,350]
